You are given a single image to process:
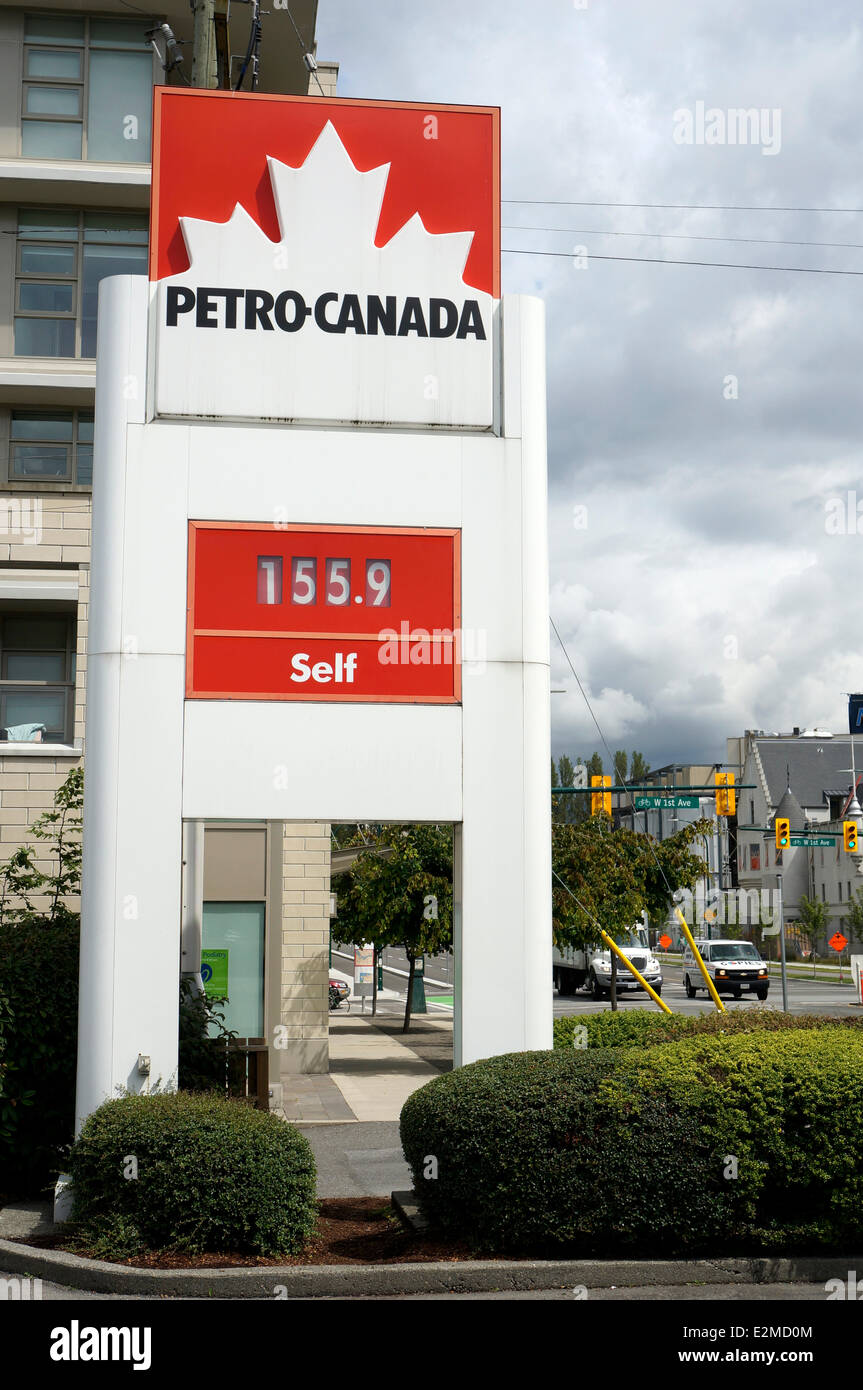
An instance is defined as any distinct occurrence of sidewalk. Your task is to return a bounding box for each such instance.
[278,1008,452,1126]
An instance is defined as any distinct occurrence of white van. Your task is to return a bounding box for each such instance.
[682,938,769,1000]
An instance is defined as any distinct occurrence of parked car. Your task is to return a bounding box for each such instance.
[682,939,769,1000]
[329,977,350,1000]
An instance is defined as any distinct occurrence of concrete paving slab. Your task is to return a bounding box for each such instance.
[327,1013,443,1122]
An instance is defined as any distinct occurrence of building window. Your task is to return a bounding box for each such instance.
[10,410,93,485]
[0,612,74,743]
[15,209,148,358]
[839,881,843,902]
[749,843,760,871]
[21,13,154,163]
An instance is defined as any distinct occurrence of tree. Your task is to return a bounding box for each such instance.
[845,886,863,946]
[613,749,628,785]
[630,751,651,783]
[0,765,82,926]
[795,894,832,957]
[552,816,708,1009]
[331,825,453,1032]
[552,754,583,826]
[587,751,604,779]
[0,766,84,1192]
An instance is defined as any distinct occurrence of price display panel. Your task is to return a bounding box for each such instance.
[186,523,461,703]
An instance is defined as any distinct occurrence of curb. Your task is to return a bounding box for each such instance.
[1,1238,858,1299]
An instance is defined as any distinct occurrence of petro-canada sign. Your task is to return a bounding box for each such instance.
[150,90,500,429]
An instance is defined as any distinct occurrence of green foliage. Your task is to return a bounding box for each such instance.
[846,886,863,945]
[332,823,453,1029]
[0,767,83,1192]
[629,751,651,783]
[552,817,707,951]
[797,894,831,938]
[69,1092,318,1257]
[401,1028,863,1255]
[0,766,82,926]
[0,912,78,1193]
[177,979,239,1093]
[552,1007,863,1050]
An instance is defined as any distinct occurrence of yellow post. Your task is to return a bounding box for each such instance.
[674,907,725,1013]
[599,929,673,1014]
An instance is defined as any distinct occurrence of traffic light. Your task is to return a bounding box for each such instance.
[775,818,790,850]
[844,820,858,852]
[715,771,736,817]
[590,774,612,815]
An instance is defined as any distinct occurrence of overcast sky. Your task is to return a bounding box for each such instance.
[315,0,863,771]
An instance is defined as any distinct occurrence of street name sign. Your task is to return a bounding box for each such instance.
[634,795,700,810]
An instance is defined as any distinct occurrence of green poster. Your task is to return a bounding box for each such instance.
[201,949,229,998]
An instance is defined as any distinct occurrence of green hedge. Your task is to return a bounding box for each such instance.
[69,1092,317,1258]
[0,913,78,1194]
[552,1007,863,1050]
[400,1029,863,1255]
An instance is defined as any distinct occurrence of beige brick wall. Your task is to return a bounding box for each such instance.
[0,494,90,908]
[277,821,330,1075]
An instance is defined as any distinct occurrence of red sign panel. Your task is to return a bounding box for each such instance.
[186,523,461,703]
[829,932,848,953]
[151,90,500,297]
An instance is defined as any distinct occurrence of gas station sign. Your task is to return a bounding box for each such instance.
[186,522,461,703]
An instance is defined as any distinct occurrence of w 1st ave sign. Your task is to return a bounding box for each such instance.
[634,795,699,810]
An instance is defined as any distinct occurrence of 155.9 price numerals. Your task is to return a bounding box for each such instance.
[257,555,391,608]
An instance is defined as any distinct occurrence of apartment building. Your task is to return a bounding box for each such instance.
[0,1,341,1092]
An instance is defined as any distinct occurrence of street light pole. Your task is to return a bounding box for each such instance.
[776,871,788,1012]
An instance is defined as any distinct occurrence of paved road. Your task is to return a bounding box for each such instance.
[297,1120,412,1197]
[555,960,863,1017]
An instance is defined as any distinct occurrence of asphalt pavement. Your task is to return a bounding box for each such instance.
[554,959,863,1017]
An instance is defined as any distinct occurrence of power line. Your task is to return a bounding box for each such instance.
[504,198,863,214]
[503,247,863,276]
[549,615,703,910]
[503,224,863,253]
[284,2,326,96]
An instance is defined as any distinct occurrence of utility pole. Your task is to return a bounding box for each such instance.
[191,0,219,89]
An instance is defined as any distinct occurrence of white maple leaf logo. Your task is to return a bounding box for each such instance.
[155,121,496,429]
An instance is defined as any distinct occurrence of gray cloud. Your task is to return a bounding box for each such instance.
[318,0,863,769]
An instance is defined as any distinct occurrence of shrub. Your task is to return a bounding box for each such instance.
[177,978,238,1092]
[0,766,82,1195]
[69,1092,317,1257]
[0,913,78,1193]
[552,1007,863,1050]
[400,1029,863,1255]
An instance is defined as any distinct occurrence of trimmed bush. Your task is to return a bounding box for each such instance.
[400,1029,863,1255]
[552,1007,863,1051]
[69,1092,317,1257]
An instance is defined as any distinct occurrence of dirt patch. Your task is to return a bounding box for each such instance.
[10,1198,492,1269]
